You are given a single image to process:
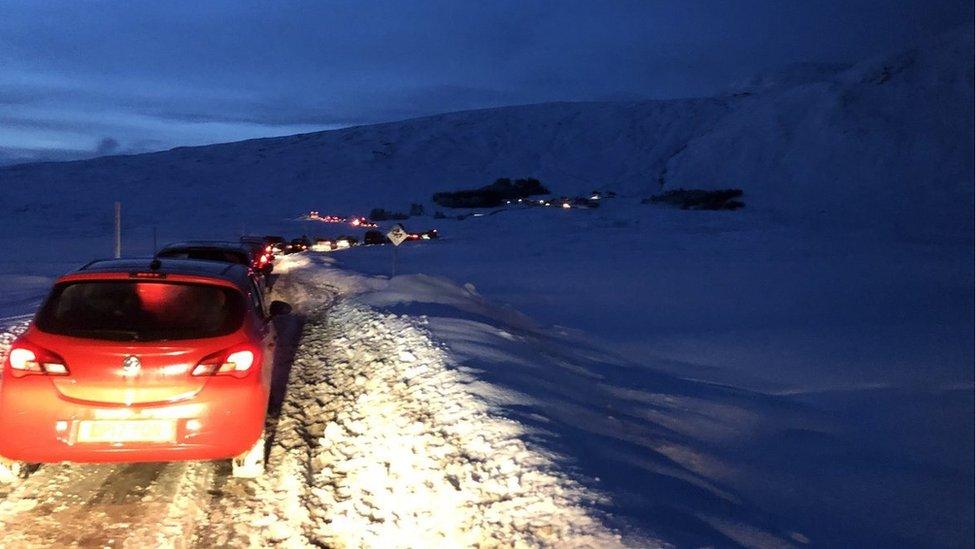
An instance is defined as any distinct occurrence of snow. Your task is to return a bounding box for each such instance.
[0,458,217,546]
[326,199,972,546]
[284,300,626,547]
[0,27,971,547]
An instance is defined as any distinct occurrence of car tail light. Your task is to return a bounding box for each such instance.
[191,347,256,378]
[6,343,70,378]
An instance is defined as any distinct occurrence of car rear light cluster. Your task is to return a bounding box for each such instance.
[191,348,256,378]
[6,344,70,378]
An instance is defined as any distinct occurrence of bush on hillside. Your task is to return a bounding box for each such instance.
[433,177,550,208]
[643,189,744,210]
[369,208,409,221]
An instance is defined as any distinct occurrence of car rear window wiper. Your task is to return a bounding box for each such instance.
[59,328,143,341]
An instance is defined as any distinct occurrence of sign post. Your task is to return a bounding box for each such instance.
[114,201,122,258]
[386,223,409,278]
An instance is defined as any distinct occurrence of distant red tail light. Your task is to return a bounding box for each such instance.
[6,342,70,378]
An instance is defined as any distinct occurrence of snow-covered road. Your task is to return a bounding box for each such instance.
[0,262,625,547]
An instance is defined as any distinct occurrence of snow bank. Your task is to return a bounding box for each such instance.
[165,255,628,547]
[292,303,626,547]
[275,254,823,545]
[308,244,969,546]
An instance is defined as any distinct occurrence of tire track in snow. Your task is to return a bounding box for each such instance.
[187,294,322,548]
[0,320,218,548]
[0,461,215,548]
[0,303,313,548]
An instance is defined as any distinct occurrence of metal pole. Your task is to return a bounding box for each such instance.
[114,201,121,258]
[392,245,398,278]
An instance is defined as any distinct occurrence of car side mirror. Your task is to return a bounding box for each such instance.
[269,300,292,317]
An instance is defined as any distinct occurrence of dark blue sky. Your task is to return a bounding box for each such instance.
[0,0,969,164]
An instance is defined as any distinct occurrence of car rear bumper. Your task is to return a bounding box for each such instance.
[0,377,268,463]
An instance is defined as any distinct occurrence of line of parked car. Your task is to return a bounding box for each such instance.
[0,234,312,483]
[312,228,439,251]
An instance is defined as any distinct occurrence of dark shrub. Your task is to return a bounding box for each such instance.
[433,177,550,208]
[643,189,744,210]
[363,230,387,245]
[370,208,409,221]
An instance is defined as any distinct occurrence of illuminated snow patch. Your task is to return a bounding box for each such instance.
[291,302,626,547]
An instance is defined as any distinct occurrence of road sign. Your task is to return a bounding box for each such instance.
[387,224,409,246]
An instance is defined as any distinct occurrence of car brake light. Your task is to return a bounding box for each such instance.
[7,344,70,377]
[191,348,256,378]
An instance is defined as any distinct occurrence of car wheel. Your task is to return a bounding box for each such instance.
[231,433,266,479]
[0,457,26,484]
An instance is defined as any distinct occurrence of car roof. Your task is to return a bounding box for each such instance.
[74,258,255,291]
[158,240,253,253]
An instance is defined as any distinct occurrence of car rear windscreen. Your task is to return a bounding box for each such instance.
[36,281,245,341]
[157,248,249,264]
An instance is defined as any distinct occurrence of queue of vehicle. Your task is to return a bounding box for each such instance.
[0,223,441,483]
[0,234,303,482]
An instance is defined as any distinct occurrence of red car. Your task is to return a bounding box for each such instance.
[0,258,291,482]
[157,240,274,276]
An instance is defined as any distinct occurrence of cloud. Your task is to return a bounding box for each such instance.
[94,137,120,155]
[0,0,969,163]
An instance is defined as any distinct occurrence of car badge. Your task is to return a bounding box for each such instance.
[122,355,142,375]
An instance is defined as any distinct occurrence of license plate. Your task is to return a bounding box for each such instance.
[77,419,177,443]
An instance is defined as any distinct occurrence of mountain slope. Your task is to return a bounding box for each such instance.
[667,29,973,238]
[0,29,971,240]
[0,98,733,237]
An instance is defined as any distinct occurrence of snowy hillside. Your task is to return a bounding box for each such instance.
[0,30,971,241]
[668,29,974,239]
